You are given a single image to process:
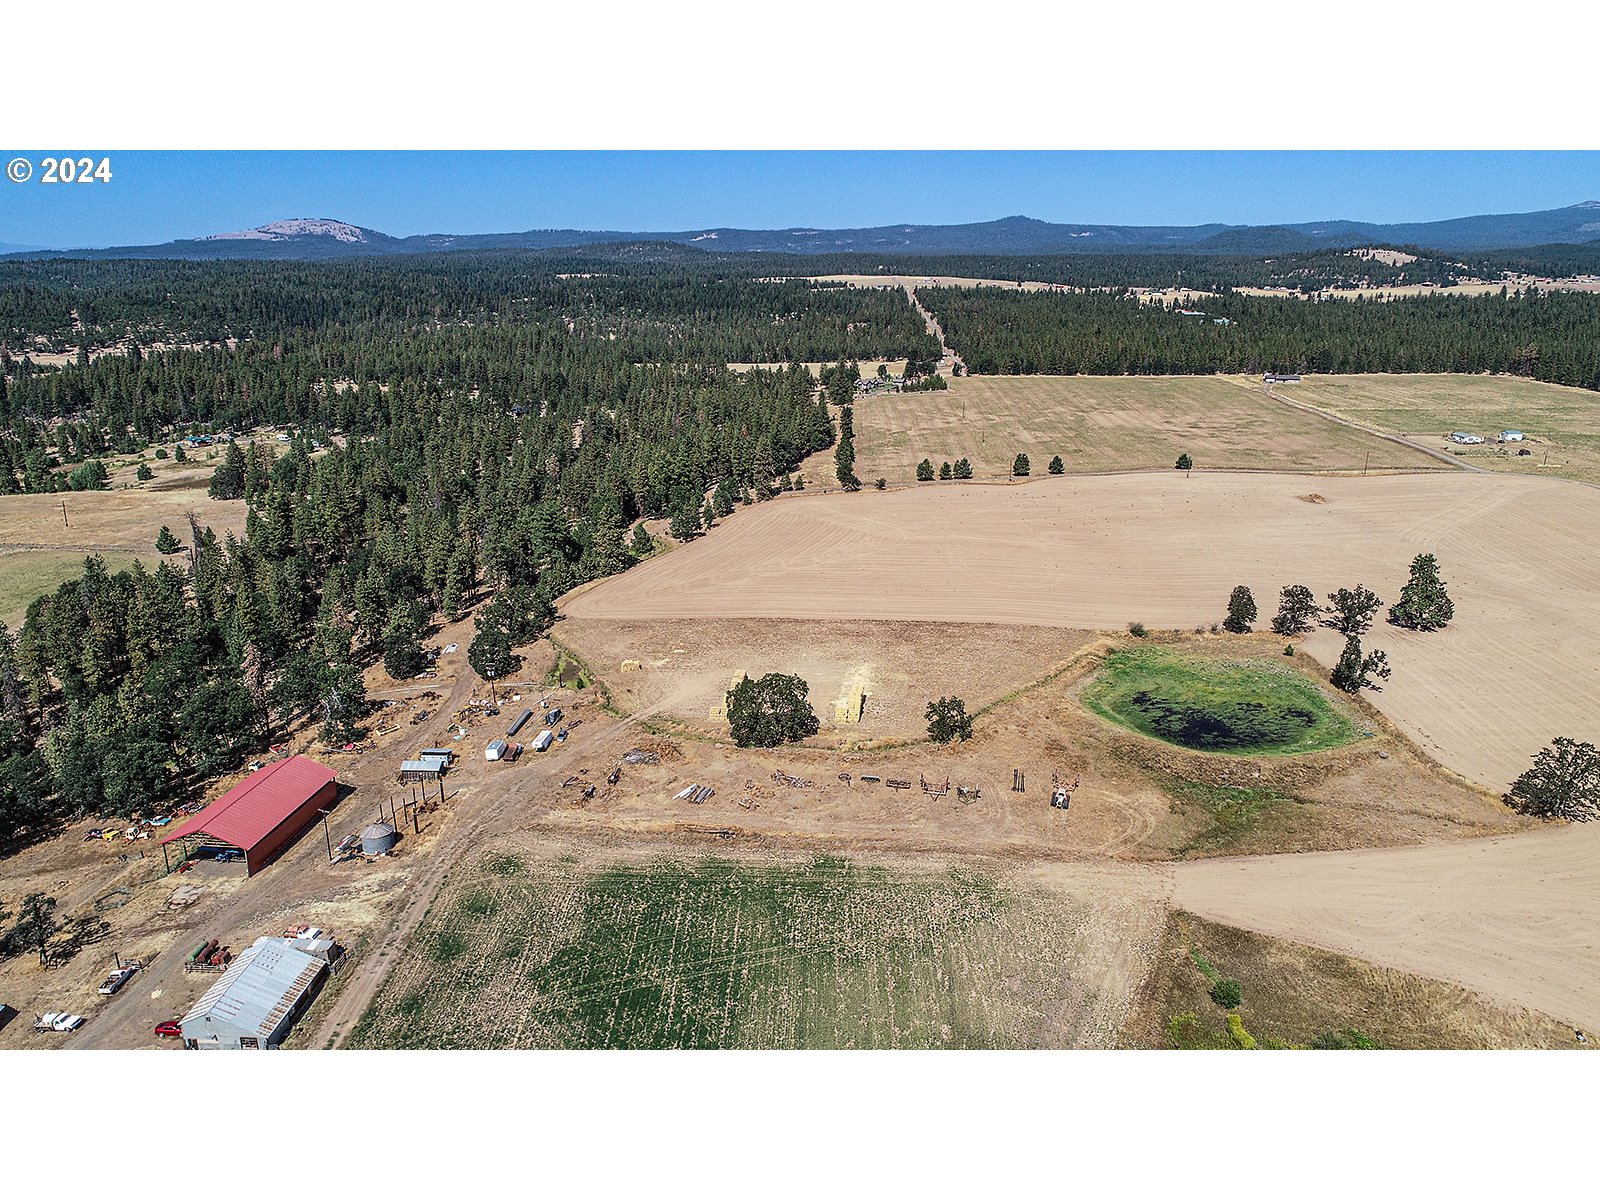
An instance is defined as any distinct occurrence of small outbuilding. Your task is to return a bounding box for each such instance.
[398,758,445,784]
[1450,431,1485,445]
[178,937,329,1049]
[1499,430,1525,443]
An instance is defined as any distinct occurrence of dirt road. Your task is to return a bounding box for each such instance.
[1174,821,1600,1032]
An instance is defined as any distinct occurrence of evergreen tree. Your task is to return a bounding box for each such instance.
[630,523,654,557]
[1012,453,1030,477]
[1048,455,1065,474]
[1388,553,1454,630]
[1175,453,1193,470]
[939,461,952,480]
[916,459,934,482]
[1223,585,1258,633]
[953,458,973,479]
[208,440,247,500]
[155,526,181,554]
[669,504,703,542]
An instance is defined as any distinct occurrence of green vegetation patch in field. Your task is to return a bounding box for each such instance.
[1081,647,1359,757]
[346,851,1118,1050]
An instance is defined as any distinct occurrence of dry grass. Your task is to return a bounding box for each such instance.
[848,374,1442,480]
[1124,912,1586,1050]
[0,483,245,627]
[1278,373,1600,484]
[564,470,1600,790]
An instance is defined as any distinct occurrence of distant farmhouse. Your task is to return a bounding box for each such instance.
[1264,372,1302,384]
[1499,430,1526,443]
[1450,432,1486,445]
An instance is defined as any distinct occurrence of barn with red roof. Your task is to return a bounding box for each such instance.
[160,755,337,876]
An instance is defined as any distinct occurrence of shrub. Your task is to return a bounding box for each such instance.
[1165,1012,1200,1049]
[874,477,886,490]
[1310,1029,1378,1050]
[1128,621,1149,638]
[1227,1012,1257,1049]
[1283,645,1294,656]
[1209,978,1242,1009]
[154,447,169,459]
[135,463,153,481]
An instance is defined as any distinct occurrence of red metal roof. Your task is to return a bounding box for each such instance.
[160,756,336,852]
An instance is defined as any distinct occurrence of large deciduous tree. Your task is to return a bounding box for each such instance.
[1504,737,1600,821]
[726,673,819,749]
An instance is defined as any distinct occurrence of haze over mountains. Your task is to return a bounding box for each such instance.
[9,203,1600,261]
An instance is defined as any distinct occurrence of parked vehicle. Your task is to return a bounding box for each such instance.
[532,729,554,753]
[154,1021,182,1038]
[98,966,138,995]
[52,1014,86,1032]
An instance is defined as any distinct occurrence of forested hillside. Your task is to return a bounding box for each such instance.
[0,257,893,846]
[920,288,1600,387]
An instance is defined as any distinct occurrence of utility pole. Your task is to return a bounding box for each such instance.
[60,501,69,527]
[319,809,333,863]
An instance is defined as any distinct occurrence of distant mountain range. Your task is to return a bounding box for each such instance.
[9,204,1600,261]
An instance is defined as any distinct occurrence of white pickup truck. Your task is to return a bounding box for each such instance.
[98,965,138,995]
[35,1012,86,1032]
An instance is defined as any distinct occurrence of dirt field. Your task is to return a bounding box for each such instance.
[344,835,1169,1049]
[556,617,1098,744]
[846,375,1444,480]
[1123,912,1585,1050]
[1173,820,1600,1036]
[563,471,1600,791]
[1268,373,1600,484]
[0,483,247,627]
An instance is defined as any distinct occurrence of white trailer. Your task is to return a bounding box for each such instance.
[531,729,554,753]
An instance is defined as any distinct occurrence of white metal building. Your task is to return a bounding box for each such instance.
[179,937,328,1049]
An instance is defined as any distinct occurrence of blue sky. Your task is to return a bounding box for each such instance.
[1,151,1597,249]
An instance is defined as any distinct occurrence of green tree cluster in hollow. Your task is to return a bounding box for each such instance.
[725,673,819,749]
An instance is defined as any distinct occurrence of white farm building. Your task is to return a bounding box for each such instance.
[1450,432,1485,445]
[178,937,329,1049]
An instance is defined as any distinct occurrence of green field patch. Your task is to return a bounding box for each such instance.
[1082,648,1358,757]
[345,850,1127,1050]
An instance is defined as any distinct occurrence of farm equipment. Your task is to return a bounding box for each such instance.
[771,770,812,788]
[885,779,913,790]
[607,767,621,785]
[859,774,882,784]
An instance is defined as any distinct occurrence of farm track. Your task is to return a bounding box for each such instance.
[1258,382,1490,473]
[313,691,656,1048]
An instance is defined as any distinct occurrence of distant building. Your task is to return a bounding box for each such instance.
[1499,430,1525,442]
[1264,373,1302,384]
[1450,432,1485,445]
